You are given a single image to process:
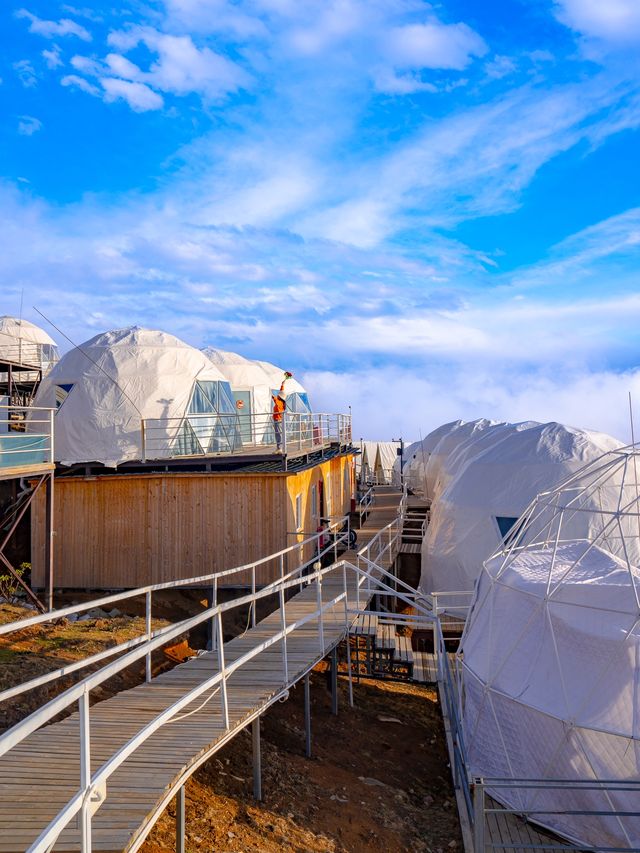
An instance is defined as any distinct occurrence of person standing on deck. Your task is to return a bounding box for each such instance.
[272,371,292,451]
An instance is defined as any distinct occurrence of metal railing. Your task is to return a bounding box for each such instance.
[140,411,352,461]
[0,405,54,470]
[0,341,58,370]
[0,510,403,853]
[436,622,640,851]
[356,483,375,525]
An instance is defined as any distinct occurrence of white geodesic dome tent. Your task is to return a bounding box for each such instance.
[423,418,500,502]
[460,445,640,848]
[255,359,311,414]
[401,422,464,496]
[203,348,312,445]
[420,422,622,605]
[0,316,59,371]
[31,327,240,467]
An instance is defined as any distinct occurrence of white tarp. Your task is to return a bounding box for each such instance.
[31,327,237,466]
[204,348,312,444]
[419,421,622,602]
[402,420,466,498]
[356,440,378,479]
[375,441,401,484]
[461,538,640,848]
[0,316,58,371]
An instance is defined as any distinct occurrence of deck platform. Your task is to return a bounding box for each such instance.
[0,488,403,852]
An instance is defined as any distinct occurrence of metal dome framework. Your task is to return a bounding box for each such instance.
[460,445,640,849]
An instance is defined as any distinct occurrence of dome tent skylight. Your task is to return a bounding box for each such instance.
[31,327,240,467]
[460,444,640,848]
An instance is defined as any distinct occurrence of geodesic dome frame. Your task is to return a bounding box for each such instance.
[460,444,640,848]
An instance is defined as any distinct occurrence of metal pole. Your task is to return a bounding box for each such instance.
[316,566,324,653]
[473,781,485,853]
[251,566,257,628]
[304,673,312,758]
[330,647,338,716]
[252,717,262,801]
[216,612,229,729]
[145,590,152,683]
[79,689,92,853]
[279,586,288,684]
[176,784,185,853]
[45,471,54,612]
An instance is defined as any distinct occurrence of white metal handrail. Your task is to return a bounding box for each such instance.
[3,516,401,853]
[140,410,352,461]
[0,404,55,468]
[0,515,352,703]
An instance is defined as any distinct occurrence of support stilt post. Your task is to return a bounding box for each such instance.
[252,717,262,801]
[304,673,312,758]
[44,471,54,612]
[176,785,185,853]
[331,647,338,716]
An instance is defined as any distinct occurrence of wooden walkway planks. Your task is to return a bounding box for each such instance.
[0,486,403,853]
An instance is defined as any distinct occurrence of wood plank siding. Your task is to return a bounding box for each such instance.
[32,454,355,590]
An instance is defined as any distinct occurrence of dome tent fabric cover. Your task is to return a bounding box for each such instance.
[402,420,465,497]
[203,347,312,444]
[32,327,239,467]
[254,359,311,414]
[0,316,58,370]
[460,446,640,847]
[419,421,622,603]
[423,418,499,502]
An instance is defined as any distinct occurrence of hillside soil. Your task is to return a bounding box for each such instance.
[142,672,462,853]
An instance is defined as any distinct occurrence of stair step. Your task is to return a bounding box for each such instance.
[394,632,413,663]
[376,622,396,650]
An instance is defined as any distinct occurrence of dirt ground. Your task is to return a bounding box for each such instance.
[142,670,462,853]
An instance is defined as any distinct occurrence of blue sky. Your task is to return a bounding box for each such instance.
[2,0,640,440]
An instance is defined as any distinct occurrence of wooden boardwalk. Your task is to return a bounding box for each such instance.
[0,488,402,852]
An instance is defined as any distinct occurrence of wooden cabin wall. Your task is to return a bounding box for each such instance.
[32,472,290,589]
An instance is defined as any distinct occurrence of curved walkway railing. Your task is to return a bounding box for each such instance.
[0,509,404,853]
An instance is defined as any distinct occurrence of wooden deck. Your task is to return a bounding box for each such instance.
[481,796,564,852]
[0,461,54,482]
[0,487,402,852]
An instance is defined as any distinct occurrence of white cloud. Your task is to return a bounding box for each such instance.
[17,115,42,136]
[106,27,251,99]
[305,365,640,444]
[100,78,164,111]
[555,0,640,43]
[13,59,38,88]
[42,45,63,69]
[16,8,91,41]
[60,74,100,96]
[385,21,488,71]
[372,67,438,95]
[484,54,517,80]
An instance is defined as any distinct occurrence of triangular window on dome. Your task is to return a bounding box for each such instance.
[55,383,74,409]
[174,418,203,456]
[495,515,522,546]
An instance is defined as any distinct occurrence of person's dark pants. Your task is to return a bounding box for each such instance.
[274,419,282,450]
